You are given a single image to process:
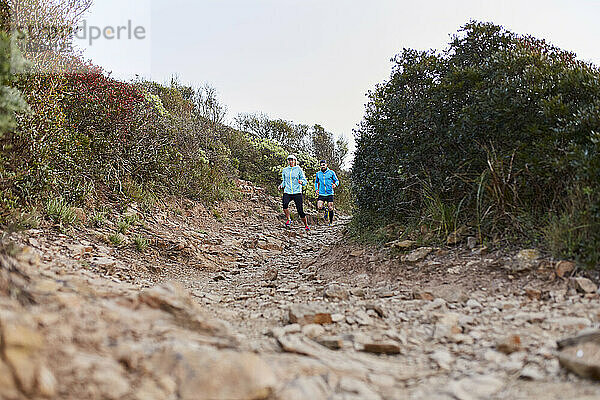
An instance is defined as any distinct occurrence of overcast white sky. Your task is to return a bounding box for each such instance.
[76,0,600,160]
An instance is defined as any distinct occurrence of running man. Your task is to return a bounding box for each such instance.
[279,154,310,231]
[315,160,340,226]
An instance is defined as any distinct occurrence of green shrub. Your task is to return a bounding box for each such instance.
[132,235,149,252]
[352,21,600,267]
[117,219,131,234]
[116,212,140,234]
[90,211,106,228]
[46,197,76,226]
[140,79,236,202]
[124,180,158,212]
[108,232,125,246]
[0,32,29,136]
[544,188,600,267]
[125,213,140,224]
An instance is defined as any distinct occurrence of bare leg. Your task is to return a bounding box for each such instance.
[283,208,290,222]
[317,200,324,210]
[301,216,308,227]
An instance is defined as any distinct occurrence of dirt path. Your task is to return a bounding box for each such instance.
[184,215,600,399]
[2,185,600,399]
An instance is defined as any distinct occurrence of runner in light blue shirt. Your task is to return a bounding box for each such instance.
[278,154,310,231]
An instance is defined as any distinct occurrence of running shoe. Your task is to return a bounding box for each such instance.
[285,220,291,228]
[305,225,310,232]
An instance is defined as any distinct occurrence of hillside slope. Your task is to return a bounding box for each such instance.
[1,181,599,399]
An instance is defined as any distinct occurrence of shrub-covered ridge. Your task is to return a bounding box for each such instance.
[352,21,600,267]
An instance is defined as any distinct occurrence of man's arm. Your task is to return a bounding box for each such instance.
[314,173,320,192]
[332,171,339,188]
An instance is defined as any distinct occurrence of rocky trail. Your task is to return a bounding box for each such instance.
[1,182,600,399]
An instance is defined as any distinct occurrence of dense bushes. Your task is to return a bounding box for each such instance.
[2,61,351,222]
[224,128,316,195]
[139,79,235,201]
[352,21,600,267]
[1,64,239,221]
[1,53,352,221]
[0,0,352,223]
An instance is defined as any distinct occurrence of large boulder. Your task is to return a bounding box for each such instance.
[143,344,277,400]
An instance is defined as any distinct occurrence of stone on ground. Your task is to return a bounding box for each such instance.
[289,304,333,325]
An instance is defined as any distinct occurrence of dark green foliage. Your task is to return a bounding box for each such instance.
[1,65,239,219]
[0,32,28,136]
[139,78,235,201]
[331,170,353,213]
[352,21,600,267]
[0,32,29,218]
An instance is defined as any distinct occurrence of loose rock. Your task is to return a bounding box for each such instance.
[324,283,350,300]
[569,277,598,294]
[402,247,434,263]
[302,323,325,339]
[513,249,541,272]
[556,260,575,278]
[362,341,401,355]
[497,334,522,354]
[447,375,504,400]
[289,304,333,325]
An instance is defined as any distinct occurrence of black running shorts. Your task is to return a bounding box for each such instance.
[317,195,334,203]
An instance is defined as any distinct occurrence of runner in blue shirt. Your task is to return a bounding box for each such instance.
[278,154,310,231]
[314,160,340,226]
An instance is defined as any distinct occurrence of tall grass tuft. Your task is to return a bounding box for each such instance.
[133,235,149,252]
[46,197,76,226]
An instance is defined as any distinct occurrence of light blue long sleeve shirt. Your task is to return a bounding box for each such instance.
[280,166,307,194]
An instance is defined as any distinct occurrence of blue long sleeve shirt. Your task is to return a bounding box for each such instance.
[281,166,307,194]
[315,169,340,196]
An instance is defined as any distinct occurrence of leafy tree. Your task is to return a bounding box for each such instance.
[234,112,270,137]
[333,136,349,170]
[309,124,333,162]
[235,112,310,153]
[236,113,348,171]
